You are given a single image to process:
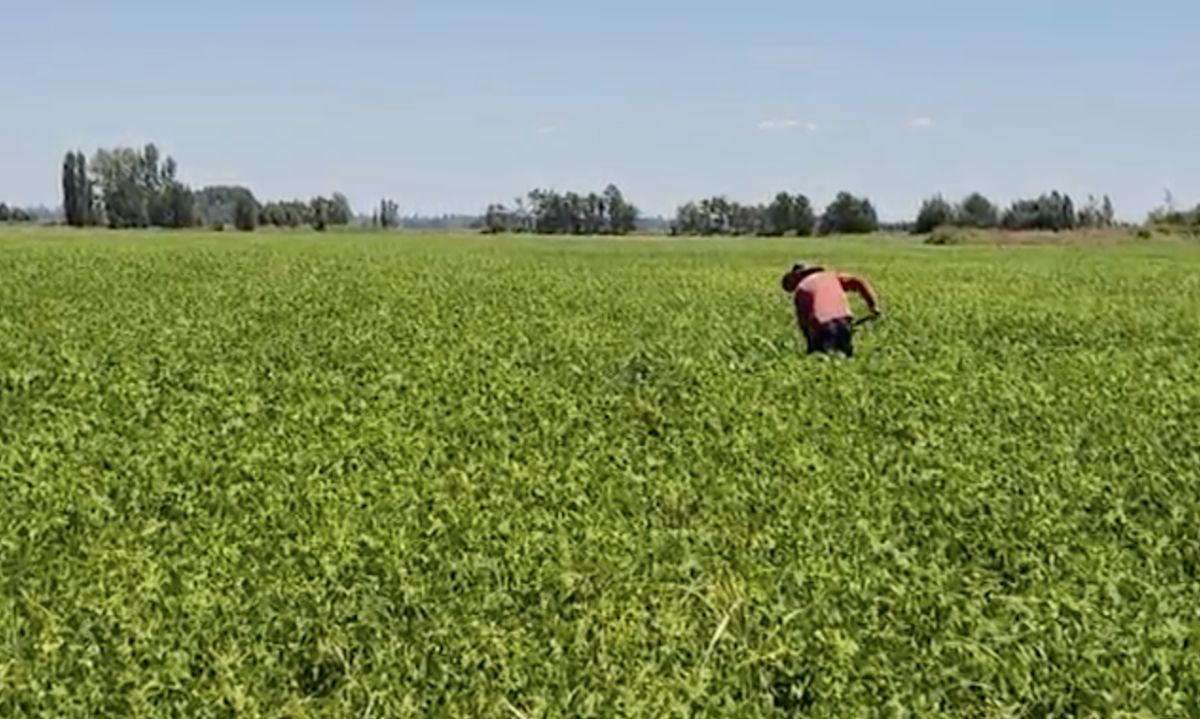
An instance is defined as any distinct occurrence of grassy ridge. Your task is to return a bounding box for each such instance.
[2,230,1200,717]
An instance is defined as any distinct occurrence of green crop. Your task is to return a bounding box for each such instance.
[2,229,1200,717]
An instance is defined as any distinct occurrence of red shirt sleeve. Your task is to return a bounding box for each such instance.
[838,274,879,312]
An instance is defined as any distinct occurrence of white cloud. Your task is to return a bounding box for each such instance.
[907,117,934,129]
[757,119,818,131]
[536,125,559,135]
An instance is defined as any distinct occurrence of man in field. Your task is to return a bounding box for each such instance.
[781,262,881,357]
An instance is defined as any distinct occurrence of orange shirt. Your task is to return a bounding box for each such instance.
[793,271,878,329]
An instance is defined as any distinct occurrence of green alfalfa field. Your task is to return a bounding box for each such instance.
[2,227,1199,717]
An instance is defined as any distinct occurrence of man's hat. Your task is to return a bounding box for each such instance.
[782,261,821,291]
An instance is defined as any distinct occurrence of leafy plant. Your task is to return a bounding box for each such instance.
[2,228,1199,717]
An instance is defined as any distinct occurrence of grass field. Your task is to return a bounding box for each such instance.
[3,228,1200,717]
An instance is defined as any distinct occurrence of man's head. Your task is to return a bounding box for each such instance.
[781,262,822,293]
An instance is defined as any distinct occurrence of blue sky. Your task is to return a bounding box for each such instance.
[3,0,1198,219]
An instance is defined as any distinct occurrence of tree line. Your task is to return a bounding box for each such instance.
[914,191,1117,234]
[42,142,1200,236]
[62,146,195,228]
[0,203,36,223]
[671,191,878,236]
[484,185,639,235]
[61,145,359,232]
[1148,191,1200,232]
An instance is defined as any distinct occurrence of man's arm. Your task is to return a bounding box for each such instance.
[838,274,880,314]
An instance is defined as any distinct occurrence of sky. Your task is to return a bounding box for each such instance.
[2,0,1199,220]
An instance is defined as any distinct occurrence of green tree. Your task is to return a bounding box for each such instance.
[957,193,999,229]
[765,192,795,236]
[1001,191,1077,231]
[62,153,79,227]
[484,204,511,233]
[507,186,640,235]
[1077,195,1110,229]
[61,151,95,227]
[602,184,638,235]
[195,186,258,228]
[141,144,166,226]
[818,192,878,235]
[379,198,400,229]
[791,194,816,236]
[310,197,332,231]
[162,183,197,229]
[156,157,197,228]
[233,195,258,231]
[914,195,956,234]
[329,193,353,226]
[1060,193,1076,231]
[672,201,701,235]
[91,148,147,228]
[260,200,311,228]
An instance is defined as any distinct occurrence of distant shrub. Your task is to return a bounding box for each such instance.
[925,227,969,246]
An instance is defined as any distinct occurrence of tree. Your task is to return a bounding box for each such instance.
[62,153,79,227]
[195,186,258,228]
[1001,191,1077,231]
[61,151,95,227]
[91,147,149,228]
[511,196,531,233]
[957,193,999,229]
[152,156,198,229]
[764,192,816,236]
[818,192,878,235]
[484,204,511,233]
[329,193,353,226]
[671,193,807,237]
[310,197,331,231]
[233,195,258,231]
[914,195,956,234]
[1060,193,1076,231]
[729,202,761,236]
[765,192,795,236]
[791,194,816,236]
[1077,194,1114,229]
[162,181,197,229]
[62,153,77,226]
[141,144,166,226]
[705,197,724,234]
[506,185,638,236]
[260,200,311,228]
[0,204,34,223]
[379,198,399,229]
[672,201,702,235]
[87,144,191,229]
[602,184,638,235]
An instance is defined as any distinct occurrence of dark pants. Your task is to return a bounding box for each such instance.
[806,318,854,357]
